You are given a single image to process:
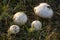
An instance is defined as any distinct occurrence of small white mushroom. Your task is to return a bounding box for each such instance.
[13,12,27,25]
[31,20,42,31]
[8,25,20,34]
[34,3,53,18]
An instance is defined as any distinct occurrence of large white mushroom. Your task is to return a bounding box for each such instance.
[8,25,20,34]
[31,20,42,31]
[34,3,54,18]
[13,12,27,25]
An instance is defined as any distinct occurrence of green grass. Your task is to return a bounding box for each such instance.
[0,0,60,40]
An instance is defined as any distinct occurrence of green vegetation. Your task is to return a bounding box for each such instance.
[0,0,60,40]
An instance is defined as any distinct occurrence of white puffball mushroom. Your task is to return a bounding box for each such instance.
[31,20,42,31]
[13,12,27,25]
[34,3,53,18]
[8,25,20,34]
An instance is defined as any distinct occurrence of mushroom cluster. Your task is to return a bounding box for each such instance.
[7,3,54,34]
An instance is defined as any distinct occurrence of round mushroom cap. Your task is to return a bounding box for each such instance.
[9,25,20,34]
[13,12,28,25]
[31,20,42,31]
[34,3,53,18]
